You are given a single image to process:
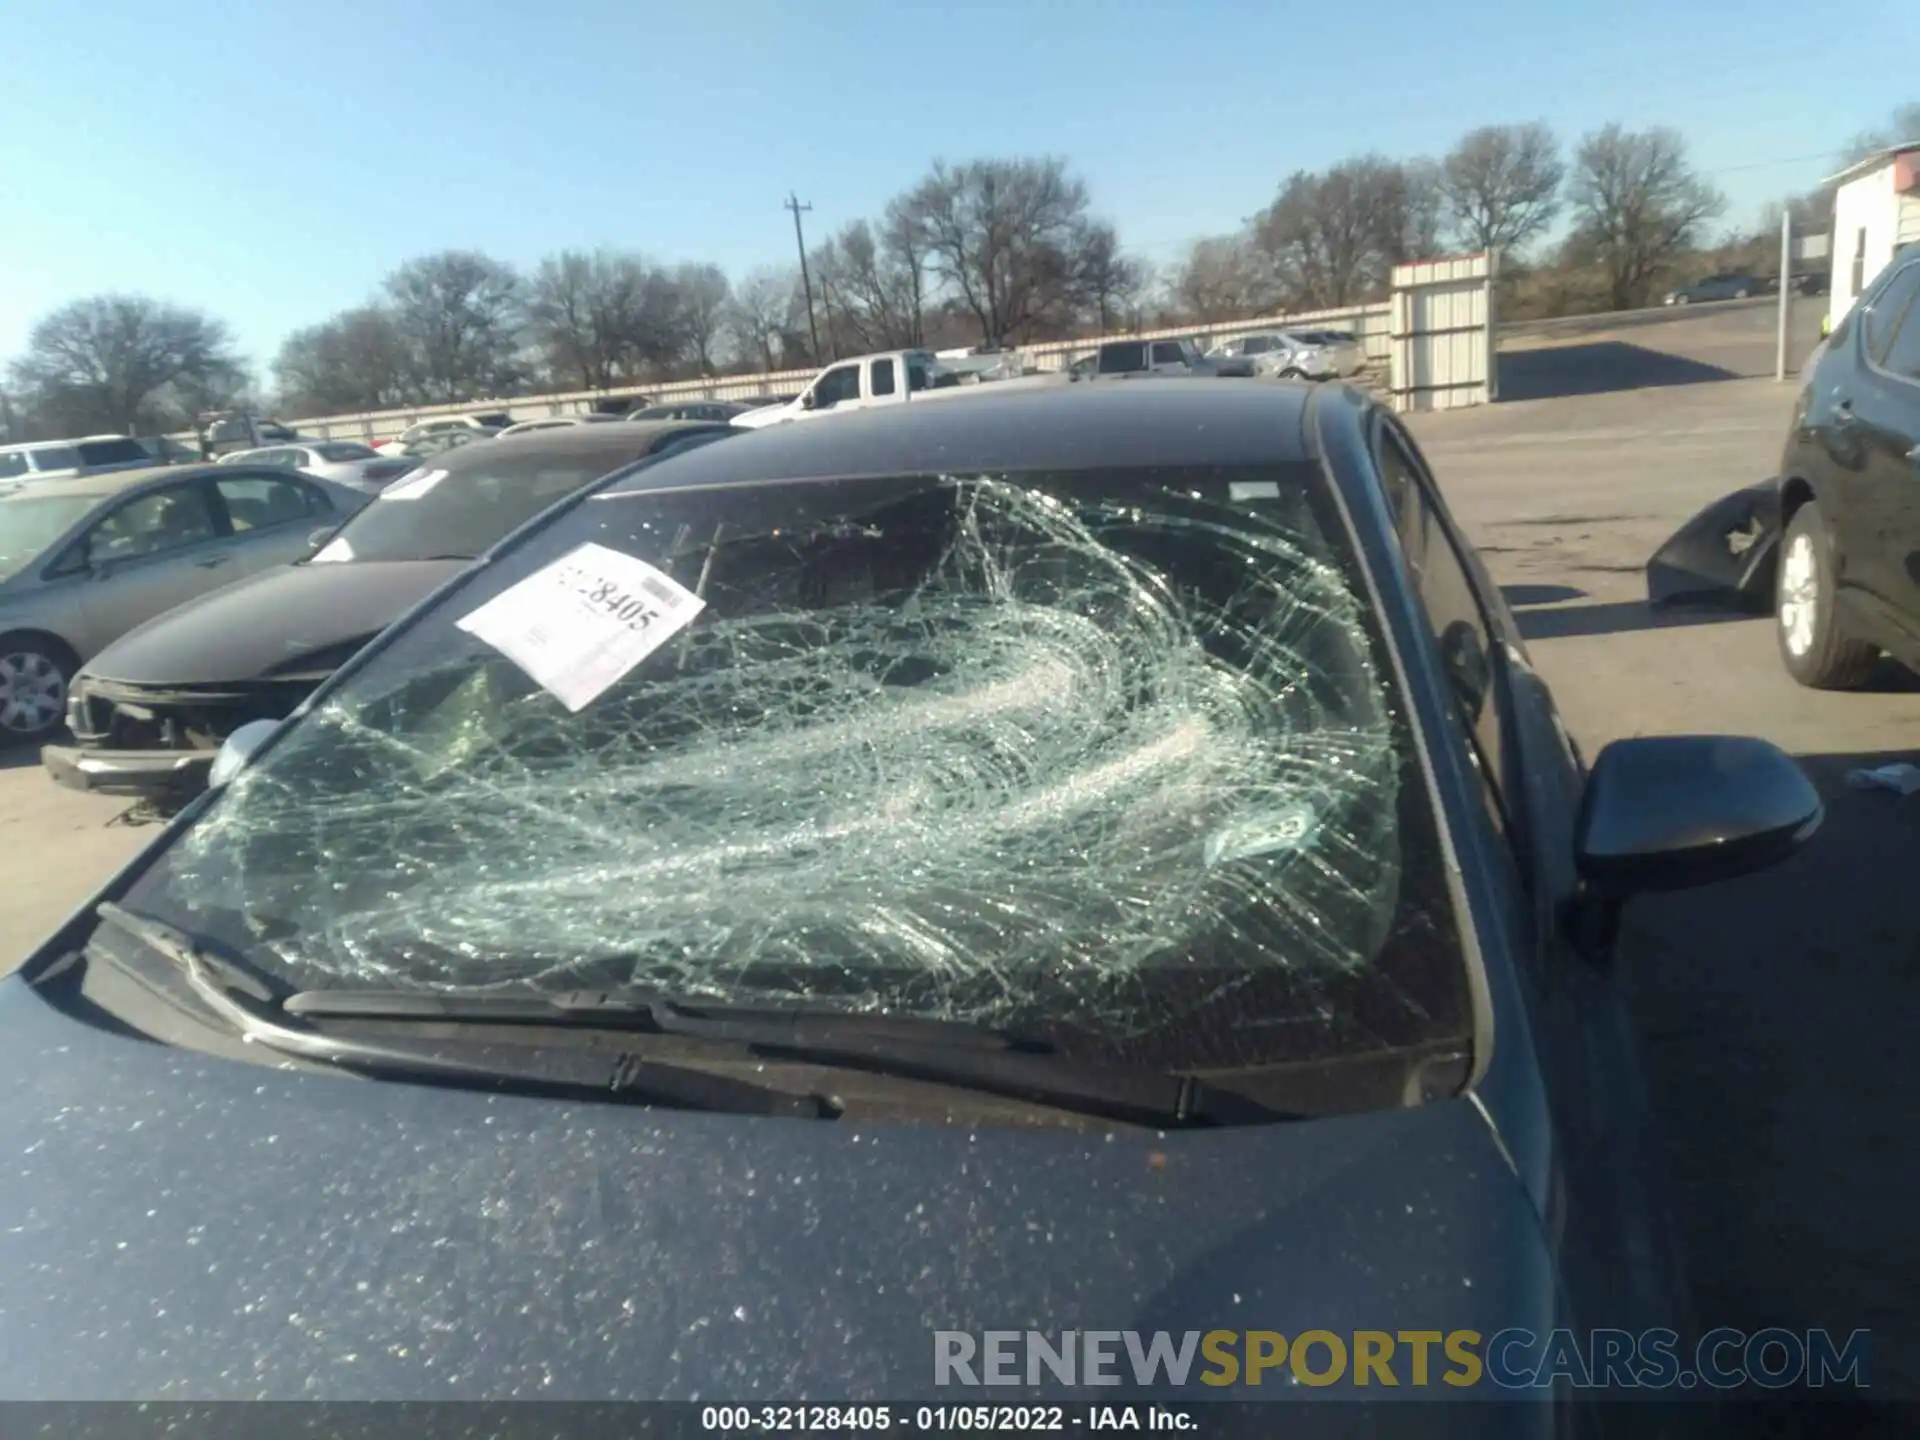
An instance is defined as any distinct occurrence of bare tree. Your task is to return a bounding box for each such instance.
[1843,102,1920,164]
[672,263,731,376]
[383,250,526,401]
[896,156,1100,344]
[523,250,663,391]
[725,268,804,372]
[810,219,928,353]
[273,307,414,415]
[1566,124,1725,309]
[1438,123,1565,257]
[7,294,242,434]
[1252,156,1424,308]
[1167,236,1272,323]
[1070,223,1146,332]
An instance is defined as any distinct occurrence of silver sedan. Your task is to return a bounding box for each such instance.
[0,464,370,744]
[217,442,417,493]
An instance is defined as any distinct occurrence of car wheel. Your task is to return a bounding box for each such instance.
[1776,502,1879,689]
[1735,288,1751,299]
[1279,367,1304,380]
[0,637,75,746]
[1674,294,1691,304]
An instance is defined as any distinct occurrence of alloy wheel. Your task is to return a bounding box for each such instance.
[1778,531,1818,658]
[0,650,66,736]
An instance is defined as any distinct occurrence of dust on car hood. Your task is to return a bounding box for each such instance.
[80,560,473,687]
[0,978,1551,1401]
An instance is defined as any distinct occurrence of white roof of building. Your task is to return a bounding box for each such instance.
[1824,141,1920,188]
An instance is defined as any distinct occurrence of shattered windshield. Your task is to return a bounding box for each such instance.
[130,464,1469,1068]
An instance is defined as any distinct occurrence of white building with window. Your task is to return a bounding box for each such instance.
[1828,142,1920,325]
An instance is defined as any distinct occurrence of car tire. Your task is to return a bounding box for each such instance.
[1776,502,1879,690]
[1279,367,1304,380]
[0,635,76,746]
[1674,294,1691,305]
[1735,288,1750,299]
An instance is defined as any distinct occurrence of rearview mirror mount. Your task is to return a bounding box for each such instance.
[1563,734,1821,964]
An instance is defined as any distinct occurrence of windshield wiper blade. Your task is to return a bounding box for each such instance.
[282,986,1290,1128]
[88,907,834,1119]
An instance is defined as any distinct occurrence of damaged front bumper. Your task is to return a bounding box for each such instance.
[41,743,216,798]
[49,674,319,801]
[1645,479,1782,612]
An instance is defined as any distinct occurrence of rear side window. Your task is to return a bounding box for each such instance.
[1879,291,1920,382]
[870,359,897,397]
[1864,262,1920,369]
[75,438,149,467]
[29,447,79,472]
[1151,342,1186,365]
[1100,342,1147,372]
[316,443,377,462]
[0,454,28,480]
[217,475,326,531]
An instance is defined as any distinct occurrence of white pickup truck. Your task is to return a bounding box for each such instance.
[732,349,1054,429]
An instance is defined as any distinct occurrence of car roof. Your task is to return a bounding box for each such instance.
[0,463,222,501]
[435,419,730,477]
[603,382,1316,496]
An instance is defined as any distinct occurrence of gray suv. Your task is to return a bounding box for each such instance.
[0,436,158,483]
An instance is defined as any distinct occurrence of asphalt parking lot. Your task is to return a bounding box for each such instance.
[0,297,1912,1408]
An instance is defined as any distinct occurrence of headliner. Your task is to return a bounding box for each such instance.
[602,382,1320,493]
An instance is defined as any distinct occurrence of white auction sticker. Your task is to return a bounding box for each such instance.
[455,542,706,712]
[379,468,448,501]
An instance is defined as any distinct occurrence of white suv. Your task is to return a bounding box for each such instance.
[0,436,158,483]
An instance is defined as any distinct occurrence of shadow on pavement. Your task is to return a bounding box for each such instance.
[0,743,49,773]
[1620,747,1920,1398]
[1498,342,1743,402]
[1501,583,1588,607]
[1514,599,1757,641]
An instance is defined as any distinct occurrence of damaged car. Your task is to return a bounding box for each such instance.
[1648,239,1920,688]
[3,383,1821,1424]
[46,421,734,803]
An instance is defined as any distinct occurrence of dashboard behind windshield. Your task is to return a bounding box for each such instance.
[132,463,1470,1071]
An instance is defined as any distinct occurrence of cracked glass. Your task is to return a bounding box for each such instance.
[127,464,1470,1069]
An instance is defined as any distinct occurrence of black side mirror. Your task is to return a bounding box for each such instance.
[1565,734,1821,961]
[800,390,818,410]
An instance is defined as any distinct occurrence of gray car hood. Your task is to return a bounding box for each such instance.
[81,559,472,686]
[0,979,1554,1403]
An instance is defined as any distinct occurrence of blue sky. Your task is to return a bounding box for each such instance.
[3,0,1914,381]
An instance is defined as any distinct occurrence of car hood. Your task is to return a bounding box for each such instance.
[0,979,1553,1402]
[79,559,471,686]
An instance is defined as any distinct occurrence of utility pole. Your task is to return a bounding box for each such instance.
[785,193,822,366]
[1775,205,1792,383]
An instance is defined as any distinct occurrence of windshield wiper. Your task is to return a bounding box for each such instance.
[88,905,834,1119]
[281,986,1293,1128]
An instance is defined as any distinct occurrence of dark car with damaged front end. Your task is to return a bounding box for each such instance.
[5,384,1813,1429]
[47,421,737,805]
[1648,241,1920,689]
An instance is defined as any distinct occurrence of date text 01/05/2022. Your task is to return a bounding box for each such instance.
[699,1406,1197,1432]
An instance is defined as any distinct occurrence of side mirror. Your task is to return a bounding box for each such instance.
[800,390,817,410]
[1565,734,1821,961]
[208,718,281,789]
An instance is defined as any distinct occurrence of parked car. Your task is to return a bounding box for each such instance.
[1206,330,1369,381]
[732,350,1060,429]
[1663,273,1762,305]
[47,422,736,801]
[627,400,766,423]
[393,429,488,461]
[0,436,159,483]
[215,442,418,493]
[0,465,372,745]
[494,415,624,439]
[1075,336,1254,379]
[372,413,514,456]
[197,413,313,458]
[1646,241,1920,689]
[3,382,1821,1417]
